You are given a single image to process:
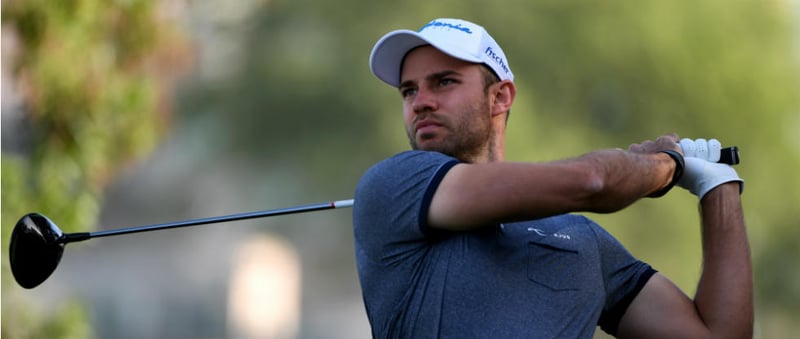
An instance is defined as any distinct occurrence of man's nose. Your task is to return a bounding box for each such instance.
[412,87,438,113]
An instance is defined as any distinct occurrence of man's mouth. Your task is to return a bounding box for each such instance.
[415,120,443,135]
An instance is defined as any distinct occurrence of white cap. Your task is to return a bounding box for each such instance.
[369,18,514,87]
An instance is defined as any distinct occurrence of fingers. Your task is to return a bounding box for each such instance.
[628,143,644,153]
[680,138,696,157]
[708,139,721,163]
[680,138,723,162]
[657,133,679,144]
[696,138,708,160]
[657,133,682,154]
[628,133,680,154]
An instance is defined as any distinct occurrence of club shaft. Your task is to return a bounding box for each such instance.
[74,199,354,241]
[58,148,738,243]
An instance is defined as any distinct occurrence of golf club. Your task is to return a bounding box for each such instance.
[717,146,740,165]
[9,199,354,289]
[8,146,740,290]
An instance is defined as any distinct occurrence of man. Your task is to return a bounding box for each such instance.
[353,18,751,338]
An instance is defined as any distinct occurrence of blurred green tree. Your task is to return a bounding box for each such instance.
[177,0,799,337]
[1,0,191,337]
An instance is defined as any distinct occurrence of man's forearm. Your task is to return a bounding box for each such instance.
[694,183,753,338]
[577,149,677,211]
[428,149,677,230]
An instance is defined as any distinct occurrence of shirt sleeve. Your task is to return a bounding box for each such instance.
[592,223,658,336]
[353,151,459,262]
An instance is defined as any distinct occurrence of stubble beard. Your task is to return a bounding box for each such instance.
[407,99,494,163]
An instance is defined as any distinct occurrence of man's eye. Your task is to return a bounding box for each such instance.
[400,88,417,98]
[439,78,455,86]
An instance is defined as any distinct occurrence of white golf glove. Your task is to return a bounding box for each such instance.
[678,138,743,199]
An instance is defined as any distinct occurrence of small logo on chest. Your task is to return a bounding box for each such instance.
[527,227,572,240]
[553,233,572,240]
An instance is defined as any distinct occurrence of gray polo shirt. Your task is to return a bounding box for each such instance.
[353,151,656,338]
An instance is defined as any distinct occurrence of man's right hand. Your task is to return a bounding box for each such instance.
[627,133,683,155]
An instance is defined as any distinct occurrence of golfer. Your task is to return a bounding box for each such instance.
[353,18,751,338]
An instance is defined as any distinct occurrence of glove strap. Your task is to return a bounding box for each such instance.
[651,150,685,197]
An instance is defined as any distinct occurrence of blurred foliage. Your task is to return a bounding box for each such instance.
[2,0,799,337]
[2,0,191,337]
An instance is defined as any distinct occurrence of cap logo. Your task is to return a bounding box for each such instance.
[484,46,510,75]
[419,20,473,34]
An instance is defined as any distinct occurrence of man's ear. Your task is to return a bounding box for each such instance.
[491,80,516,117]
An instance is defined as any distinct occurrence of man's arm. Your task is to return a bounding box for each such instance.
[616,183,753,338]
[428,135,681,230]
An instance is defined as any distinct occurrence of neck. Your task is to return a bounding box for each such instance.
[490,132,506,162]
[474,116,507,163]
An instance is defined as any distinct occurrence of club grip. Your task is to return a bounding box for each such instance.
[719,146,739,165]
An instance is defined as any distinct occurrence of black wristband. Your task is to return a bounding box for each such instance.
[650,150,684,197]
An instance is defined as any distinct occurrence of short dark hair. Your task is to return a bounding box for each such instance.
[479,64,501,90]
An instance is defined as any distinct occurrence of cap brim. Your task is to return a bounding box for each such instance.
[369,29,482,87]
[369,30,427,87]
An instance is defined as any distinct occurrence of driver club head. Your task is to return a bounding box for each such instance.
[9,213,67,289]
